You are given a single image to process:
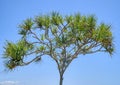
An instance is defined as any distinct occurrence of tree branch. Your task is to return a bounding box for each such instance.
[29,29,49,47]
[85,46,105,54]
[59,23,69,36]
[19,54,44,66]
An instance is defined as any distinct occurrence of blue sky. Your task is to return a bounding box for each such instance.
[0,0,120,85]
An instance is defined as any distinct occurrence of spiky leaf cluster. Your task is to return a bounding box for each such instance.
[4,40,33,69]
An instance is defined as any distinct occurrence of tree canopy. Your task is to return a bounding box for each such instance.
[3,12,114,85]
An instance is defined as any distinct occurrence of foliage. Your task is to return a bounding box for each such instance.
[3,40,33,69]
[3,12,114,85]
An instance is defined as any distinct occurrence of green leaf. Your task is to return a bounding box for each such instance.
[51,12,63,25]
[65,15,73,23]
[51,27,57,34]
[41,34,45,41]
[39,46,46,51]
[19,18,34,30]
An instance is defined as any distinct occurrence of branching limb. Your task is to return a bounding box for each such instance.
[29,29,49,47]
[20,54,43,66]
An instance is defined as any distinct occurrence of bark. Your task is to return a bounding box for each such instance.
[59,73,63,85]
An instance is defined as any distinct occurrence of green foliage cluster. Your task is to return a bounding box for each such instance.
[4,40,33,69]
[92,23,113,54]
[19,19,34,30]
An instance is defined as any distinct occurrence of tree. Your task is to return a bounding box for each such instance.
[3,12,114,85]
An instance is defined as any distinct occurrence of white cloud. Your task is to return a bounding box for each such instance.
[0,81,19,85]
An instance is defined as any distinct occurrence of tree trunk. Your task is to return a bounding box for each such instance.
[59,74,63,85]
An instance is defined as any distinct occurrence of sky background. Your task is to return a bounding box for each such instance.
[0,0,120,85]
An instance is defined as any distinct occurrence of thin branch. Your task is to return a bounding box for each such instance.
[29,30,49,47]
[85,46,105,54]
[50,27,59,39]
[20,54,44,66]
[59,23,69,36]
[71,42,87,59]
[25,50,41,56]
[29,30,41,41]
[30,41,41,44]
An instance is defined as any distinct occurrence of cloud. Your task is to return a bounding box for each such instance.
[0,81,19,85]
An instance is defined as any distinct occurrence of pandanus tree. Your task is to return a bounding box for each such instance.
[3,12,114,85]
